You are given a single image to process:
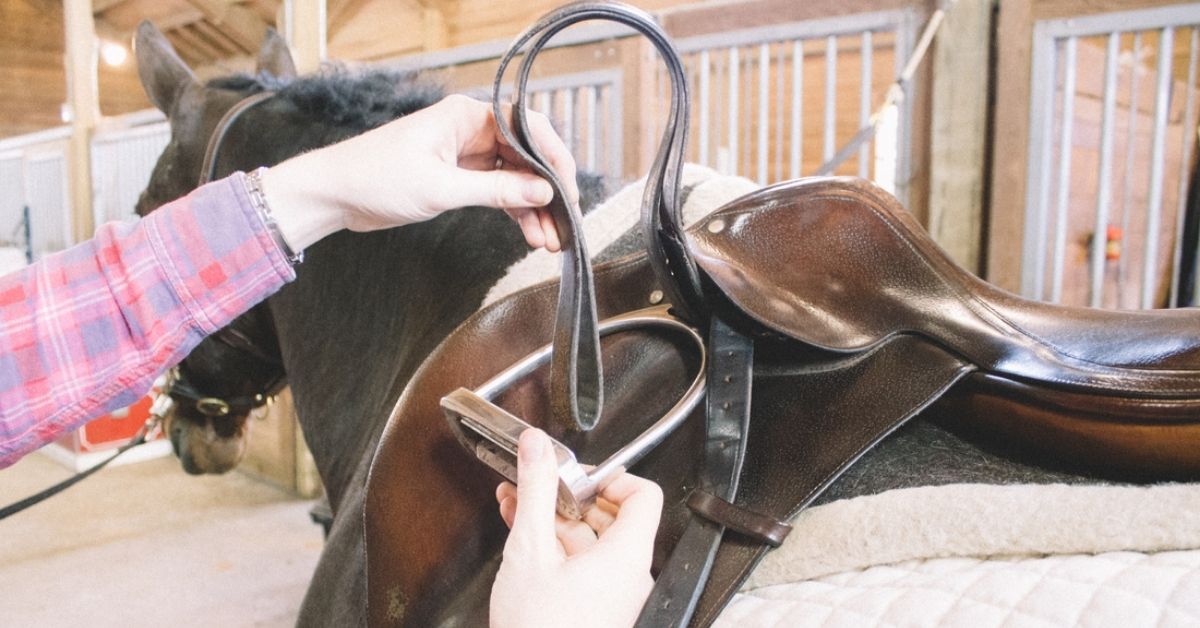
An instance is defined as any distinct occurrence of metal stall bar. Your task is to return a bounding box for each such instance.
[824,35,837,163]
[728,46,739,175]
[791,39,803,179]
[698,49,710,167]
[562,87,576,156]
[775,44,785,181]
[1118,32,1144,307]
[860,30,873,178]
[1090,32,1121,307]
[1022,25,1058,299]
[758,43,770,185]
[1050,37,1078,304]
[584,86,598,172]
[1141,26,1175,309]
[1172,28,1199,306]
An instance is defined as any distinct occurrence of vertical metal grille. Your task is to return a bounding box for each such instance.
[91,122,171,225]
[667,10,916,200]
[1025,5,1200,308]
[24,154,70,256]
[497,70,624,180]
[0,156,24,246]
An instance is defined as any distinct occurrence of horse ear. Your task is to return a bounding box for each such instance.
[257,28,298,79]
[134,20,198,114]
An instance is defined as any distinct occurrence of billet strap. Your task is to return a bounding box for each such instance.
[634,317,753,627]
[198,91,275,186]
[491,1,702,431]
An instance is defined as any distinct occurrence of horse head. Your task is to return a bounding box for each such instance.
[134,21,296,474]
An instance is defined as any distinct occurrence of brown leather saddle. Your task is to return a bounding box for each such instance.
[363,3,1200,626]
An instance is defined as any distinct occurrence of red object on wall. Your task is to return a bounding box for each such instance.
[1105,225,1123,261]
[53,389,159,454]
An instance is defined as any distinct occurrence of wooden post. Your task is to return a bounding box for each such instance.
[928,0,994,274]
[284,0,327,73]
[63,0,98,242]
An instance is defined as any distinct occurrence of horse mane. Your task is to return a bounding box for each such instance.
[206,68,445,132]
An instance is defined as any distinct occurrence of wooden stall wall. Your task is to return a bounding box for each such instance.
[1045,37,1196,308]
[989,0,1198,292]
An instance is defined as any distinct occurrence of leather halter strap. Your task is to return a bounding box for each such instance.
[492,2,702,431]
[170,88,285,417]
[198,90,275,186]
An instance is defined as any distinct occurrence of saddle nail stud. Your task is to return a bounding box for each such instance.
[707,219,726,233]
[649,290,664,304]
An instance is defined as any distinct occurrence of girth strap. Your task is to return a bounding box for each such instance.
[634,317,753,627]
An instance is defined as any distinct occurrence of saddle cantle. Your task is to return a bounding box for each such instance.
[364,2,1200,626]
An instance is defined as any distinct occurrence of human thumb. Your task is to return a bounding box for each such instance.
[446,169,554,211]
[509,428,560,557]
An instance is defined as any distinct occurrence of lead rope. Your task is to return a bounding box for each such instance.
[812,0,957,177]
[0,378,174,521]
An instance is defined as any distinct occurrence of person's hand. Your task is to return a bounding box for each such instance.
[490,429,662,628]
[262,94,577,253]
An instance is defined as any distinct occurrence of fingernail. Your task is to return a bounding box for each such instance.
[518,428,546,465]
[524,180,553,206]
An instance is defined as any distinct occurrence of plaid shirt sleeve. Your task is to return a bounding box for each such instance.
[0,173,296,468]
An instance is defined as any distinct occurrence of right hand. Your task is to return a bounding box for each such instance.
[489,429,663,628]
[264,94,577,253]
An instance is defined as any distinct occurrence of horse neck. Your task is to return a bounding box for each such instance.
[267,209,527,508]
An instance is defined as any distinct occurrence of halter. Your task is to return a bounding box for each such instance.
[170,89,286,418]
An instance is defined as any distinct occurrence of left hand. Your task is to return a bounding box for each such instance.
[489,429,662,628]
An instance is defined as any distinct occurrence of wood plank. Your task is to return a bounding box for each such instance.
[194,19,245,55]
[171,25,221,64]
[328,0,372,36]
[928,0,992,273]
[288,0,328,73]
[63,0,98,240]
[987,0,1033,289]
[183,0,271,52]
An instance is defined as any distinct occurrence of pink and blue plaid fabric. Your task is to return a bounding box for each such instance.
[0,173,295,468]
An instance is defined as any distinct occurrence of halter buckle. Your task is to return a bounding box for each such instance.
[196,397,232,417]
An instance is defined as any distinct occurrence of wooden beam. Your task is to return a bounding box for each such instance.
[64,0,98,241]
[93,16,130,46]
[928,0,993,274]
[327,0,370,36]
[183,0,272,53]
[414,0,448,51]
[171,25,222,63]
[194,19,247,55]
[285,0,328,73]
[987,0,1031,289]
[91,0,129,13]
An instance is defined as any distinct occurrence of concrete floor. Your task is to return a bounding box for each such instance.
[0,451,323,627]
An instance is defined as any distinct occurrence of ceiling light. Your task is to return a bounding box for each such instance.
[101,41,128,67]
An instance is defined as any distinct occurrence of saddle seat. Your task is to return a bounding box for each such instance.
[691,177,1200,475]
[364,174,1200,627]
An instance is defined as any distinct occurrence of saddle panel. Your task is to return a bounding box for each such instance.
[688,177,1200,397]
[924,372,1200,479]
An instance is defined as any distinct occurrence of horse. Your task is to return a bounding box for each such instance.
[132,23,614,622]
[133,21,1200,627]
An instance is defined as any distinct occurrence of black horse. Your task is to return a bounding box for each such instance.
[133,21,1135,627]
[133,23,612,623]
